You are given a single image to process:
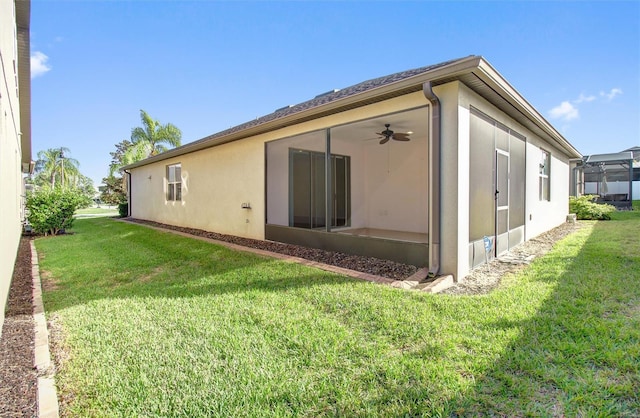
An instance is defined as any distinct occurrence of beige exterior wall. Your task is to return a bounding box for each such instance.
[434,82,468,280]
[437,81,572,279]
[524,142,571,238]
[129,92,429,239]
[130,79,573,281]
[0,0,25,335]
[455,82,571,241]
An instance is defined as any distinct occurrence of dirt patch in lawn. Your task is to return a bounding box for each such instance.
[41,270,61,292]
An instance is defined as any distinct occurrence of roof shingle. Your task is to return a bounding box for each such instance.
[197,55,475,143]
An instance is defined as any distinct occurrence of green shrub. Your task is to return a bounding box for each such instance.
[118,202,129,218]
[26,187,91,235]
[569,195,616,220]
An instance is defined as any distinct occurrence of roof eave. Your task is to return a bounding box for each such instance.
[124,55,581,169]
[16,0,32,170]
[123,56,484,170]
[471,59,582,158]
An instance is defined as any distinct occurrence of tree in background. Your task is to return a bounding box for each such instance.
[102,140,133,205]
[99,174,126,205]
[26,147,94,235]
[127,109,182,160]
[76,174,97,202]
[30,147,95,202]
[34,147,80,189]
[104,110,182,203]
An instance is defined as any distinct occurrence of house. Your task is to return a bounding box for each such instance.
[574,146,640,208]
[1,0,32,335]
[124,56,581,280]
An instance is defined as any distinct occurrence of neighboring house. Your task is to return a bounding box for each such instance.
[124,56,581,280]
[0,0,32,335]
[575,146,640,208]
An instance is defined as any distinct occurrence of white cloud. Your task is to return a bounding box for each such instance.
[574,93,596,104]
[30,51,51,78]
[549,87,622,124]
[549,101,579,121]
[601,88,623,101]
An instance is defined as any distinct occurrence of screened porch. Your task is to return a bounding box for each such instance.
[264,107,429,266]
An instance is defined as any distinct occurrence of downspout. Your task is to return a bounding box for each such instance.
[123,169,132,217]
[423,81,441,277]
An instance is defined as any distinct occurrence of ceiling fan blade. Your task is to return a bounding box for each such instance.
[393,133,411,141]
[379,137,390,145]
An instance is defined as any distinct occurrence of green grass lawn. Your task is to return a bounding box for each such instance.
[36,214,640,416]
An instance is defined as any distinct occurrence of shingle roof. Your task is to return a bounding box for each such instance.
[124,54,581,169]
[191,56,475,144]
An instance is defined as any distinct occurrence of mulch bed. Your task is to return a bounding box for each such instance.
[126,218,419,280]
[0,237,37,417]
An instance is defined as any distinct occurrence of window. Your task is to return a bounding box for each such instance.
[167,163,182,201]
[539,150,550,201]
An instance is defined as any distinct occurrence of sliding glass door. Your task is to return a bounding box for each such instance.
[289,148,350,229]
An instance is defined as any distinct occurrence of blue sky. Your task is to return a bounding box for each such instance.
[30,1,639,187]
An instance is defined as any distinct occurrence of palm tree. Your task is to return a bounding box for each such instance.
[108,110,182,193]
[129,109,182,159]
[35,147,80,188]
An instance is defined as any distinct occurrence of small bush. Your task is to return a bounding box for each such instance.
[569,195,616,220]
[26,188,90,235]
[118,202,129,218]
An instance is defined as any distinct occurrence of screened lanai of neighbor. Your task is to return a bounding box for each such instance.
[580,151,636,209]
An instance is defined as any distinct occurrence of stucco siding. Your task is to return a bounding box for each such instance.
[456,82,572,242]
[129,92,429,239]
[128,72,576,281]
[444,81,573,279]
[433,82,468,279]
[524,141,571,239]
[0,0,25,335]
[130,136,266,239]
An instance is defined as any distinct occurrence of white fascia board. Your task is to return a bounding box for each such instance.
[123,56,486,170]
[473,59,582,159]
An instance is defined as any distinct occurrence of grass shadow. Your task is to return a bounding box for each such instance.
[37,217,353,313]
[446,212,640,415]
[36,215,640,416]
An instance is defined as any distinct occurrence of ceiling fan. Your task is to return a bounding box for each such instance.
[376,123,411,144]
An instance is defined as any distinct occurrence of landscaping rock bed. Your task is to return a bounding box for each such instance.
[0,237,37,417]
[442,221,584,295]
[127,218,419,280]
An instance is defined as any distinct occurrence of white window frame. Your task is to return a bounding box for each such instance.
[166,163,182,201]
[539,149,550,201]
